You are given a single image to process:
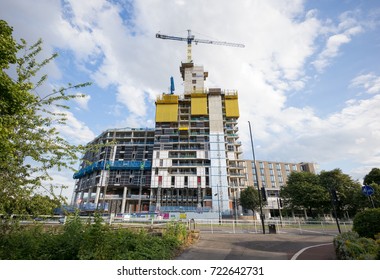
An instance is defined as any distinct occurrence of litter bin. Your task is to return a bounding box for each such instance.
[268,224,276,234]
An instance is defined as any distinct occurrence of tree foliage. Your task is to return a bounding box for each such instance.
[364,168,380,185]
[0,20,90,216]
[280,171,330,217]
[319,169,365,218]
[239,186,266,216]
[280,169,371,219]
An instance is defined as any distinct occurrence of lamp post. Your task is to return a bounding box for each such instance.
[215,184,221,224]
[234,187,238,222]
[248,121,265,234]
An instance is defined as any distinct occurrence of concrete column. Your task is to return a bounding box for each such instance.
[121,187,127,213]
[94,186,101,205]
[79,191,85,209]
[86,187,93,203]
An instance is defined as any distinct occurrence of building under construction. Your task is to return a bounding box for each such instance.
[72,60,245,216]
[72,30,316,217]
[72,128,154,213]
[149,61,244,215]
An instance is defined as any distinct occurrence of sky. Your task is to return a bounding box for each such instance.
[1,0,380,201]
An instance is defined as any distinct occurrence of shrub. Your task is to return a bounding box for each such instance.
[0,215,188,260]
[334,231,378,260]
[352,208,380,239]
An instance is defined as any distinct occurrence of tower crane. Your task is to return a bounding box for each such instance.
[156,29,245,63]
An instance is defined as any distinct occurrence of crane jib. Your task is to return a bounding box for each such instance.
[156,32,245,48]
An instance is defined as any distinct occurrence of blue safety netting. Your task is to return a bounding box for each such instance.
[73,160,152,179]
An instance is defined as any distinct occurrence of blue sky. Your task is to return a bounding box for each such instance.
[1,0,380,200]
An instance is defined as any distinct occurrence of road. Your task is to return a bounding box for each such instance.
[176,232,336,260]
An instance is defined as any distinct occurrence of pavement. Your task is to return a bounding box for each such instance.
[176,232,336,260]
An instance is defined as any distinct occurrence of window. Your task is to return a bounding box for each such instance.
[171,176,175,186]
[268,163,273,169]
[184,176,188,186]
[159,159,163,167]
[292,165,298,171]
[197,176,201,186]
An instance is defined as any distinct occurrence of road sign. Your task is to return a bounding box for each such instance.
[362,185,374,197]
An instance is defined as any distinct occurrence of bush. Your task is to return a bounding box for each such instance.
[0,214,188,260]
[334,231,379,260]
[352,208,380,239]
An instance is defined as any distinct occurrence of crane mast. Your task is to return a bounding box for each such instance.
[156,29,245,62]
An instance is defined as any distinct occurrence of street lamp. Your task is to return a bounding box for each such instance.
[215,184,221,224]
[234,187,238,222]
[248,121,265,234]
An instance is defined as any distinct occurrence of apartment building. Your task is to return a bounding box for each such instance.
[244,160,316,218]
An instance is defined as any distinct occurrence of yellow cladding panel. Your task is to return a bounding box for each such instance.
[191,93,208,115]
[225,97,240,118]
[156,103,178,122]
[155,94,178,122]
[156,94,179,104]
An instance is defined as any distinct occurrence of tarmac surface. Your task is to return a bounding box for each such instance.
[176,232,336,260]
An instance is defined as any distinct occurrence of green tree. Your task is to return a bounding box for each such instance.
[364,168,380,185]
[0,20,90,216]
[280,171,330,218]
[239,186,266,219]
[319,169,364,219]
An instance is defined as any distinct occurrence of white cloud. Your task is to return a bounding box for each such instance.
[312,11,363,72]
[2,0,378,193]
[74,92,91,110]
[54,109,96,145]
[350,73,380,94]
[253,94,380,168]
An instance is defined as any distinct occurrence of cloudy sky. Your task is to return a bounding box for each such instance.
[1,0,380,200]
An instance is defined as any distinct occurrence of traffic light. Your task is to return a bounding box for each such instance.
[331,189,339,203]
